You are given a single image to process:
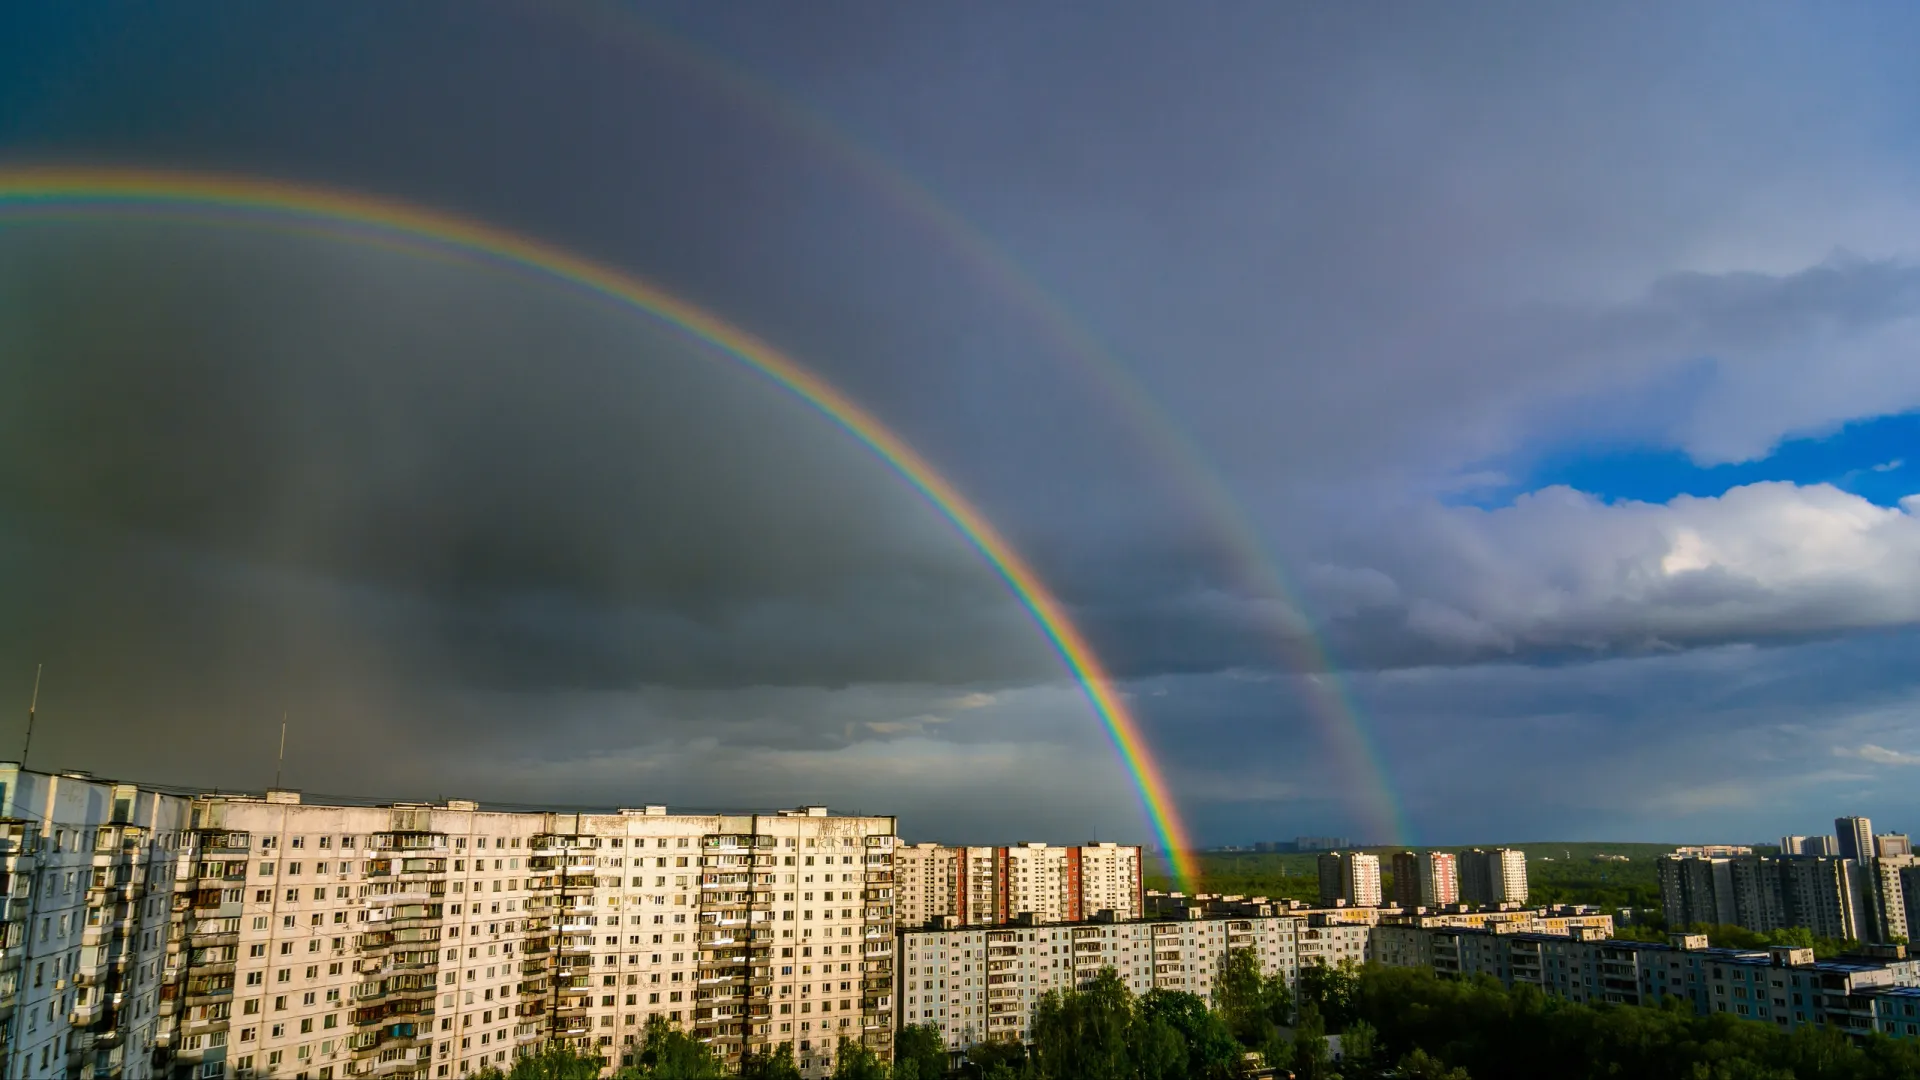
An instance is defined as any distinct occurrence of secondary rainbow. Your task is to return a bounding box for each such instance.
[554,4,1414,848]
[0,165,1201,889]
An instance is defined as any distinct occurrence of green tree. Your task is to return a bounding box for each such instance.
[1396,1049,1470,1080]
[631,1017,727,1080]
[1339,1018,1380,1078]
[964,1040,1028,1079]
[1296,959,1360,1032]
[832,1038,891,1080]
[1289,1003,1332,1080]
[1031,968,1134,1080]
[895,1024,948,1080]
[1130,1016,1187,1080]
[472,1041,606,1080]
[1136,989,1238,1080]
[740,1042,803,1080]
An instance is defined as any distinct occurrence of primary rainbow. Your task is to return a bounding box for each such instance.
[557,5,1414,849]
[0,165,1201,890]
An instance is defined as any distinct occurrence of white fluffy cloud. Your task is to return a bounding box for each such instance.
[1835,744,1920,767]
[1321,482,1920,661]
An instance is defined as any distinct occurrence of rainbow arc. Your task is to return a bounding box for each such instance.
[0,165,1202,889]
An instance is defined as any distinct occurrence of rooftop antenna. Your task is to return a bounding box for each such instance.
[22,664,41,768]
[274,712,288,790]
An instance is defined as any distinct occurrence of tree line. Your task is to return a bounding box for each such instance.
[472,952,1920,1080]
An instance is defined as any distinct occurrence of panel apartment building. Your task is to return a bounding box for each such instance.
[0,762,899,1080]
[1315,853,1381,908]
[1458,849,1529,907]
[891,843,1142,928]
[0,764,193,1080]
[1389,852,1459,910]
[1373,923,1920,1041]
[896,903,1359,1051]
[1657,853,1920,945]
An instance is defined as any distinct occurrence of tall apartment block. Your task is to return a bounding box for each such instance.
[1315,853,1381,908]
[890,844,1141,928]
[1458,849,1528,906]
[1659,854,1882,942]
[0,765,193,1080]
[1879,835,1913,858]
[1837,817,1876,863]
[0,763,899,1080]
[1781,836,1840,857]
[1388,852,1458,910]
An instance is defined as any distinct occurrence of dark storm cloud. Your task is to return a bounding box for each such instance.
[7,2,1920,841]
[0,222,1058,691]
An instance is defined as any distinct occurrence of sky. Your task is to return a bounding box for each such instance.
[4,2,1920,848]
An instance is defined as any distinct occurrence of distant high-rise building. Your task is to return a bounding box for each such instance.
[1390,850,1459,909]
[892,841,1142,927]
[1783,855,1865,940]
[1459,848,1528,906]
[1659,856,1737,929]
[1318,851,1382,907]
[1837,817,1875,862]
[1782,835,1839,857]
[1877,834,1912,858]
[1859,857,1910,944]
[1295,836,1350,853]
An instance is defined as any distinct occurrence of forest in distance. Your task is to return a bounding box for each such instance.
[1147,843,1679,910]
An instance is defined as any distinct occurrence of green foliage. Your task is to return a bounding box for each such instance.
[1215,947,1292,1051]
[964,1040,1028,1079]
[895,1024,948,1080]
[630,1016,727,1080]
[1135,988,1238,1080]
[1032,968,1135,1080]
[1348,963,1920,1080]
[469,1041,607,1080]
[1340,1018,1380,1075]
[740,1042,803,1080]
[1296,958,1360,1032]
[832,1038,891,1080]
[1289,1003,1332,1080]
[1396,1048,1471,1080]
[1147,844,1671,910]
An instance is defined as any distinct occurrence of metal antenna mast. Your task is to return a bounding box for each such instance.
[22,664,41,767]
[274,712,288,789]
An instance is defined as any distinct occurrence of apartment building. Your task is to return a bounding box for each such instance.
[1372,923,1920,1038]
[0,762,901,1080]
[177,794,899,1080]
[1388,852,1458,910]
[1660,854,1884,943]
[1458,849,1528,907]
[1315,853,1381,909]
[1879,835,1913,858]
[1781,835,1840,857]
[1837,817,1876,863]
[0,764,192,1080]
[1380,907,1614,938]
[896,908,1301,1051]
[889,844,1142,928]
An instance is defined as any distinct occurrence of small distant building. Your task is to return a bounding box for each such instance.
[1673,845,1754,858]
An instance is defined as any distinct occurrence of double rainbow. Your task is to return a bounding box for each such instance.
[0,165,1201,890]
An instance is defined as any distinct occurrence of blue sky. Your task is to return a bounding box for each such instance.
[1468,410,1920,510]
